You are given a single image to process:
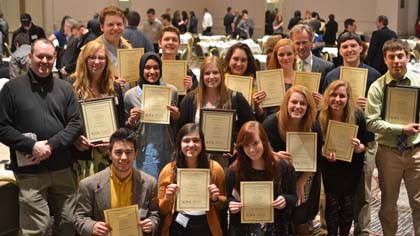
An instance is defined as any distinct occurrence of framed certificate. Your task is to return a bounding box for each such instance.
[200,109,235,153]
[162,60,187,95]
[256,69,285,108]
[225,75,253,105]
[286,132,317,172]
[384,85,420,125]
[323,120,359,162]
[339,66,368,98]
[141,85,172,124]
[176,168,210,211]
[117,48,144,83]
[294,72,321,93]
[80,97,118,143]
[104,205,141,236]
[240,181,274,223]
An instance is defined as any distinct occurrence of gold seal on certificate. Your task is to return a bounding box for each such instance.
[162,60,187,95]
[323,120,359,162]
[104,205,141,236]
[339,66,368,98]
[240,181,274,223]
[256,69,285,108]
[225,75,253,105]
[141,85,172,124]
[384,85,420,125]
[176,168,210,211]
[117,48,144,84]
[200,109,235,153]
[80,97,118,143]
[294,72,321,93]
[286,132,317,172]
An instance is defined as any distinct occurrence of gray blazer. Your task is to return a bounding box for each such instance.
[75,167,159,236]
[312,55,334,93]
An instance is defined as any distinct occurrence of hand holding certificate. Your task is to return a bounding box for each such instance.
[176,168,210,211]
[323,120,359,162]
[104,205,142,236]
[141,85,172,124]
[286,132,317,172]
[340,66,368,98]
[80,97,118,144]
[117,48,144,84]
[225,75,253,105]
[240,181,274,223]
[384,85,420,125]
[256,69,285,108]
[162,60,187,95]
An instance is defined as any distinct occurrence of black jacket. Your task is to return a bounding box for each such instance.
[366,26,397,75]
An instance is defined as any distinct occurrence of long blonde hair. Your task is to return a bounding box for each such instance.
[278,85,316,140]
[318,80,357,137]
[267,38,297,70]
[195,56,232,109]
[71,40,116,100]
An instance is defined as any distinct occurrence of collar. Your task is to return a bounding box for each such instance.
[297,53,313,65]
[384,70,412,85]
[126,25,137,30]
[110,165,133,185]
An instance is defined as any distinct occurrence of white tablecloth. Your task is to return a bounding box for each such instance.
[322,47,338,58]
[197,39,262,55]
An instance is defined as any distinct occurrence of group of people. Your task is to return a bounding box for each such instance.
[0,5,419,236]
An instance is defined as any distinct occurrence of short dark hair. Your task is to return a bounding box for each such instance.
[242,9,248,15]
[294,10,301,18]
[161,13,171,22]
[109,128,137,151]
[378,15,388,26]
[127,10,140,26]
[328,14,335,21]
[147,8,155,15]
[344,18,355,29]
[227,6,232,12]
[382,38,409,57]
[337,32,362,49]
[14,33,30,46]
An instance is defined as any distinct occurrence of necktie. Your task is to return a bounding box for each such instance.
[397,134,408,152]
[300,60,306,72]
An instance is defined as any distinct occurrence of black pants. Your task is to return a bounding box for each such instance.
[170,213,211,236]
[202,27,212,36]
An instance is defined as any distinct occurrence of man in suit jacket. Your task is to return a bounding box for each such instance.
[75,128,159,236]
[366,15,397,75]
[290,24,334,104]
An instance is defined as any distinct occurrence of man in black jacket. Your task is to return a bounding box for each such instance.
[0,39,82,236]
[366,15,397,75]
[11,13,46,52]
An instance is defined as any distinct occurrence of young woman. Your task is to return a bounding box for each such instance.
[263,85,323,235]
[71,40,125,181]
[318,80,368,235]
[158,123,226,236]
[226,121,297,236]
[124,52,179,180]
[178,56,254,168]
[272,14,284,35]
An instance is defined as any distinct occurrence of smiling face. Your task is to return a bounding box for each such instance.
[291,30,313,60]
[243,130,264,163]
[328,85,348,112]
[384,49,408,80]
[101,14,124,45]
[143,59,161,83]
[339,39,362,66]
[181,130,202,161]
[277,44,295,69]
[228,48,248,75]
[29,41,56,78]
[203,63,221,89]
[109,141,136,178]
[287,92,308,121]
[87,47,107,77]
[158,31,180,57]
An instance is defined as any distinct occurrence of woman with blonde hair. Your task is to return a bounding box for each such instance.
[70,40,125,181]
[317,80,369,235]
[263,85,323,235]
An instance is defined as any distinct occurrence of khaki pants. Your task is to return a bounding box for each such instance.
[376,145,420,236]
[15,168,76,236]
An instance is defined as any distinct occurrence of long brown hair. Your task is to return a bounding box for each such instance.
[224,43,256,77]
[278,85,316,141]
[71,40,116,100]
[318,80,356,137]
[267,38,297,70]
[233,121,281,193]
[195,56,232,109]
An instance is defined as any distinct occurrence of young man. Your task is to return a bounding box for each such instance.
[323,32,381,236]
[9,33,31,79]
[123,10,154,52]
[202,8,213,35]
[142,8,162,53]
[11,13,46,52]
[366,39,420,235]
[75,128,159,236]
[158,25,198,101]
[0,39,82,236]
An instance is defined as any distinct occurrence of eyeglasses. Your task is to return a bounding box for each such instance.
[88,56,106,62]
